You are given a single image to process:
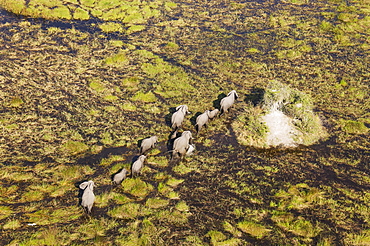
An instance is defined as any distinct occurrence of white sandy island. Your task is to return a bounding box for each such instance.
[261,110,297,147]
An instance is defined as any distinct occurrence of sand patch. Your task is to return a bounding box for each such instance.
[261,110,297,147]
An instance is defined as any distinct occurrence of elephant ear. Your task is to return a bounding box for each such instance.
[88,181,94,190]
[79,181,89,190]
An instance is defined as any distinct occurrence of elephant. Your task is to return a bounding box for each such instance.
[186,144,195,156]
[195,110,210,133]
[131,155,146,177]
[208,108,219,119]
[113,168,128,185]
[171,105,190,130]
[172,131,192,160]
[79,180,96,214]
[220,90,239,115]
[140,136,158,154]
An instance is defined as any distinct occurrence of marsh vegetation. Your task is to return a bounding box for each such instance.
[0,0,369,245]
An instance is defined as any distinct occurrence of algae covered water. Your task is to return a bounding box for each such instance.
[0,0,369,245]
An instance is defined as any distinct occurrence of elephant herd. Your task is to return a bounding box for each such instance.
[79,90,239,214]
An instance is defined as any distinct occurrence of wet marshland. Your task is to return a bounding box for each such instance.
[0,0,369,245]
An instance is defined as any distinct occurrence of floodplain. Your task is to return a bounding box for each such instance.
[0,0,369,245]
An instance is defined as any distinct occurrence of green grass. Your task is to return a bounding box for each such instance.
[105,51,128,65]
[271,211,322,238]
[50,6,71,20]
[0,0,26,15]
[62,140,89,155]
[95,192,113,207]
[274,183,326,210]
[10,226,76,246]
[145,197,170,209]
[10,97,24,107]
[247,47,260,53]
[156,181,179,198]
[132,91,157,103]
[346,230,370,245]
[223,221,243,237]
[0,206,14,220]
[149,156,169,167]
[175,201,189,212]
[127,25,146,34]
[286,218,322,238]
[115,218,165,245]
[153,172,168,181]
[0,185,18,203]
[164,1,177,10]
[8,171,34,181]
[73,8,89,20]
[165,41,179,51]
[80,0,95,8]
[166,177,184,187]
[99,22,123,33]
[78,217,119,240]
[108,202,143,219]
[109,40,124,47]
[104,105,118,112]
[166,190,180,199]
[31,182,59,194]
[339,119,369,134]
[53,164,94,182]
[21,190,44,202]
[26,206,82,226]
[3,219,22,230]
[100,154,126,166]
[317,237,336,246]
[172,163,195,175]
[237,220,271,239]
[141,62,166,77]
[122,77,140,90]
[123,12,144,24]
[96,0,121,11]
[112,192,133,204]
[232,105,268,147]
[121,178,154,198]
[103,94,119,101]
[206,230,227,243]
[100,131,114,145]
[155,209,189,225]
[120,102,137,111]
[101,7,126,21]
[0,0,165,25]
[157,182,174,197]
